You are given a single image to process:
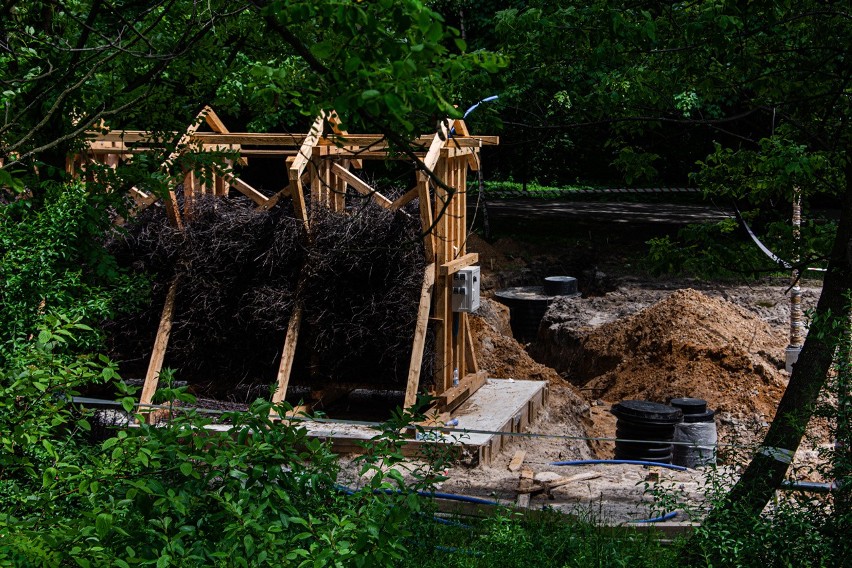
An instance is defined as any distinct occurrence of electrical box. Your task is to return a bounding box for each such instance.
[451,266,480,313]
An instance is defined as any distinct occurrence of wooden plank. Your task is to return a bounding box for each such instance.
[288,169,309,226]
[129,186,157,208]
[310,154,324,206]
[464,313,479,374]
[452,118,470,137]
[417,178,434,261]
[519,472,602,495]
[331,162,394,209]
[516,467,534,508]
[291,115,325,177]
[271,306,303,406]
[164,190,183,230]
[423,120,450,174]
[391,186,419,210]
[202,106,229,134]
[508,450,526,473]
[404,264,436,409]
[139,278,179,422]
[439,252,479,276]
[226,175,269,206]
[437,370,487,411]
[183,170,196,219]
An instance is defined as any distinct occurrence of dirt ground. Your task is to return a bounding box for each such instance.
[377,232,831,520]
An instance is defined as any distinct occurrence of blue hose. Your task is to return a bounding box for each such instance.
[449,95,499,137]
[336,484,497,506]
[550,459,689,472]
[630,511,678,524]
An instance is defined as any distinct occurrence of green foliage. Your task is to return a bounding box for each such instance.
[478,180,597,198]
[0,182,144,362]
[1,0,504,179]
[646,215,835,279]
[0,324,446,567]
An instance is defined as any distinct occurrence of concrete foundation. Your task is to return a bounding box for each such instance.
[295,378,548,466]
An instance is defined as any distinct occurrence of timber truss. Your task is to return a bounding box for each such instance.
[73,107,499,421]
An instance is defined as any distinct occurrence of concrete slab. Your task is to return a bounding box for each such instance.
[297,378,548,465]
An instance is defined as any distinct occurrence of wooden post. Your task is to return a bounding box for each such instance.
[139,278,179,422]
[404,264,436,409]
[271,306,303,410]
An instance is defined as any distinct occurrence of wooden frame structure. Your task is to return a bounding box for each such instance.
[74,107,498,420]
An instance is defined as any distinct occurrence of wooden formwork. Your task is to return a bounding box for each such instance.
[74,107,499,421]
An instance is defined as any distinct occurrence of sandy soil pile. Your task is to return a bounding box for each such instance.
[578,289,788,419]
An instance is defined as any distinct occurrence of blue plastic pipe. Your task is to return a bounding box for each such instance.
[336,484,497,506]
[449,95,499,137]
[631,511,678,524]
[550,459,689,472]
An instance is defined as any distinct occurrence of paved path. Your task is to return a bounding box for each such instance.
[478,199,733,225]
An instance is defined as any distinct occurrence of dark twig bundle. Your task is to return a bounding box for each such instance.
[105,192,430,398]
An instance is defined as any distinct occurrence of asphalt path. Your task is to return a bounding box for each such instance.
[478,199,734,225]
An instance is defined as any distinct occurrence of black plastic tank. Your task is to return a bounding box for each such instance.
[611,400,683,464]
[543,276,579,296]
[494,277,581,343]
[671,397,717,467]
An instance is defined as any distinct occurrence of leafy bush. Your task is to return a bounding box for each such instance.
[646,215,835,279]
[0,182,144,364]
[0,321,445,567]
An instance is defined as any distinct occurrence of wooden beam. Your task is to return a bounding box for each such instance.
[129,187,157,208]
[225,175,269,206]
[202,106,229,134]
[439,253,479,276]
[139,278,179,422]
[291,115,325,177]
[271,306,303,406]
[423,120,450,174]
[288,170,309,226]
[390,186,419,210]
[417,178,434,261]
[404,264,436,409]
[331,162,394,209]
[464,314,480,374]
[516,467,534,508]
[437,370,487,412]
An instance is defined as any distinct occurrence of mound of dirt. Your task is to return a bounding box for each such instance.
[471,298,563,384]
[566,289,788,421]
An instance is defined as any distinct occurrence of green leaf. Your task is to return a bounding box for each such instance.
[42,467,58,488]
[361,89,380,100]
[180,462,193,476]
[96,512,113,539]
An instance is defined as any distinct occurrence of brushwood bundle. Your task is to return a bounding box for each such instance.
[106,193,429,399]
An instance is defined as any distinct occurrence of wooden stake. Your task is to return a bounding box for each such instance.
[404,263,436,409]
[139,278,179,422]
[271,306,303,408]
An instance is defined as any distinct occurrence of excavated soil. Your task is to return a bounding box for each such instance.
[337,231,831,518]
[542,288,787,438]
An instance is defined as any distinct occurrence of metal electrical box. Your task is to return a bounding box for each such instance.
[451,266,480,313]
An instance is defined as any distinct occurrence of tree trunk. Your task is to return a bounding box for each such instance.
[690,161,852,558]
